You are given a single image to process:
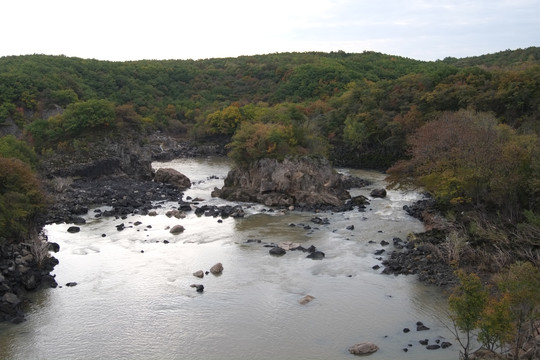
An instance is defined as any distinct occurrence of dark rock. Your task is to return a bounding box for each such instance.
[403,328,410,333]
[419,339,429,345]
[311,217,329,225]
[269,247,286,256]
[190,284,204,292]
[350,195,370,206]
[380,240,389,246]
[374,249,385,255]
[426,345,440,350]
[372,265,381,270]
[48,242,60,252]
[346,225,355,230]
[441,342,452,349]
[306,251,325,260]
[67,226,80,233]
[370,188,387,198]
[169,225,185,234]
[65,282,78,287]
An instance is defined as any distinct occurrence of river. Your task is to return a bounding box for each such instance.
[0,157,459,360]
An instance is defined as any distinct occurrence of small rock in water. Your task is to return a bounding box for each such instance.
[306,251,325,260]
[169,225,185,234]
[346,225,355,230]
[210,262,223,274]
[269,247,286,256]
[348,342,379,355]
[190,284,204,292]
[65,282,78,287]
[417,321,430,331]
[299,295,315,305]
[193,270,204,278]
[426,345,440,350]
[67,226,80,233]
[419,339,429,345]
[441,342,452,349]
[403,328,410,333]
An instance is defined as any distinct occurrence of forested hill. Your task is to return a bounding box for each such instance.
[0,47,539,169]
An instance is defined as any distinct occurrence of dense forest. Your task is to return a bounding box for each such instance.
[1,48,540,357]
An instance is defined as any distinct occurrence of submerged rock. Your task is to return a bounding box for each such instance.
[299,295,315,305]
[169,225,185,234]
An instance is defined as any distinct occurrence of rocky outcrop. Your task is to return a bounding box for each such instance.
[0,241,59,323]
[40,137,153,181]
[213,157,355,209]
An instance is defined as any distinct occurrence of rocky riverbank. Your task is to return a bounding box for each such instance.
[381,196,457,287]
[0,241,59,323]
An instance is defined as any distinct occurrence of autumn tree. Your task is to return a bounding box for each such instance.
[497,262,540,359]
[387,109,538,218]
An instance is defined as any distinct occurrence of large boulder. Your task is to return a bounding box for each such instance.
[154,168,191,190]
[214,157,351,208]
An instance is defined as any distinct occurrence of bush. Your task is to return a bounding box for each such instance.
[0,157,46,244]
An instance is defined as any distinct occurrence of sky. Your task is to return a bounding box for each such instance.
[1,0,539,62]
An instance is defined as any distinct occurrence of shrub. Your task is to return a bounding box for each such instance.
[0,157,46,245]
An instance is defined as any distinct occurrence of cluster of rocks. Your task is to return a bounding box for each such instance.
[46,177,185,224]
[190,262,224,293]
[380,229,457,287]
[0,241,59,323]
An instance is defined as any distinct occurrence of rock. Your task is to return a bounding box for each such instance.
[1,293,20,306]
[190,284,204,292]
[65,282,78,287]
[169,225,185,234]
[346,225,355,230]
[216,157,353,208]
[48,242,60,252]
[278,242,301,250]
[311,217,330,225]
[441,342,452,349]
[348,342,379,355]
[166,209,185,218]
[148,210,158,216]
[417,321,430,331]
[209,263,223,274]
[299,295,315,305]
[419,339,429,345]
[426,345,440,350]
[403,328,410,333]
[154,168,191,190]
[380,240,389,246]
[374,249,385,255]
[306,251,325,260]
[193,270,204,278]
[67,226,80,233]
[350,195,370,206]
[269,247,286,256]
[370,188,387,198]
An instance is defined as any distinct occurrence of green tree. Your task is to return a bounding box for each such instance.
[0,157,46,245]
[448,270,488,360]
[0,135,38,167]
[63,99,116,135]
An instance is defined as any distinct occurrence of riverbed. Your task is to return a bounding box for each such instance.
[0,157,459,360]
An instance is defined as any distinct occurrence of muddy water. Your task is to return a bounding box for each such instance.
[0,157,459,360]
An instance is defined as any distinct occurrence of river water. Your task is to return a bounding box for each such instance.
[0,157,459,360]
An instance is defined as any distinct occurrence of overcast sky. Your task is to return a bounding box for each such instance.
[1,0,539,62]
